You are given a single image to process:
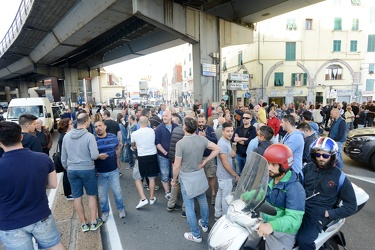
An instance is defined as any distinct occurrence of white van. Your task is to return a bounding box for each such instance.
[6,98,55,133]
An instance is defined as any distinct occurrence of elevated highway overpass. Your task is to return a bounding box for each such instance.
[0,0,324,103]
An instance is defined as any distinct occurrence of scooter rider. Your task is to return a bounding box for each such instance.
[257,144,305,249]
[296,137,357,249]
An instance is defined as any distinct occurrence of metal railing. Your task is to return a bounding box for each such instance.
[0,0,34,57]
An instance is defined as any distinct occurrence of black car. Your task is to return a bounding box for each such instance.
[344,127,375,170]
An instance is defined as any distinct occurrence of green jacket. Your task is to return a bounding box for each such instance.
[263,170,305,234]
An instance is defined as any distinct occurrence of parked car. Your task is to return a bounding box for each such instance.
[344,127,375,170]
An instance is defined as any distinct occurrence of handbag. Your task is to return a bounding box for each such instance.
[179,168,209,199]
[52,143,64,173]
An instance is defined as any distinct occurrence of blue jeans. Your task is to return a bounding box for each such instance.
[336,141,344,170]
[347,122,353,131]
[0,214,61,250]
[158,155,171,183]
[235,154,246,175]
[120,145,128,162]
[97,168,125,213]
[180,180,209,237]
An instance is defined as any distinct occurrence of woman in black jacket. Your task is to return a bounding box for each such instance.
[58,118,74,200]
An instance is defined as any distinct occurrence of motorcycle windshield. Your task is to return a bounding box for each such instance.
[232,152,269,211]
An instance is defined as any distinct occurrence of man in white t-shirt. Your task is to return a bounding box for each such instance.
[131,116,160,209]
[214,122,239,220]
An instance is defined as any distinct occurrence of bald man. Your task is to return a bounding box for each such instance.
[155,110,179,200]
[328,108,347,169]
[131,116,160,209]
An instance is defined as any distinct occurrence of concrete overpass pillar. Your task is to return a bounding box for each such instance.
[192,14,219,105]
[64,68,79,107]
[18,82,29,98]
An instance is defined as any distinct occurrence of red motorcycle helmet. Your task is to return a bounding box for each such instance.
[263,144,294,172]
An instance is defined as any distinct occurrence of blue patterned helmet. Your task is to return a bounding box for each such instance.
[310,137,338,155]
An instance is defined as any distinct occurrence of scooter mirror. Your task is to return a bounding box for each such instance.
[257,203,277,216]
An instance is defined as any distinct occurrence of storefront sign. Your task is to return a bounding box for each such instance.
[337,90,353,96]
[269,90,304,96]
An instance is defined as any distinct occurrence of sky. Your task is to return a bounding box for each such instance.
[0,0,22,39]
[104,45,186,89]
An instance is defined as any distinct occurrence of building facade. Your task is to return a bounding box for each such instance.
[221,0,375,107]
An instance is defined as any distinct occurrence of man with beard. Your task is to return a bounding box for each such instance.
[94,121,126,222]
[296,137,357,250]
[255,144,305,249]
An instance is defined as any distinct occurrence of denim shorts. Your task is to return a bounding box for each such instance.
[0,215,61,250]
[158,155,172,182]
[68,169,98,198]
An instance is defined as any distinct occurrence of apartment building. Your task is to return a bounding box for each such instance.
[222,0,375,107]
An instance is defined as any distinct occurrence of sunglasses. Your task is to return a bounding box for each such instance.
[314,153,331,159]
[242,117,251,120]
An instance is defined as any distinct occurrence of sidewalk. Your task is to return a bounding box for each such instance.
[52,174,103,250]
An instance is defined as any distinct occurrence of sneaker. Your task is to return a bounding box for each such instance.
[90,218,103,231]
[81,223,90,232]
[150,197,157,205]
[181,211,187,218]
[184,232,202,243]
[136,199,149,209]
[167,204,182,212]
[126,165,134,170]
[143,183,148,188]
[147,185,160,191]
[119,172,123,177]
[118,210,126,219]
[66,195,74,201]
[198,219,208,233]
[165,192,171,200]
[211,195,216,205]
[102,212,109,223]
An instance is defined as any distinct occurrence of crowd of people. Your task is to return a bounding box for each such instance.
[0,98,373,249]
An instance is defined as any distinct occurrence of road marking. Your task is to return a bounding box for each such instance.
[48,172,62,209]
[347,174,375,185]
[104,202,123,249]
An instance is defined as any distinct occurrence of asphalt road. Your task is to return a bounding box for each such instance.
[104,155,375,250]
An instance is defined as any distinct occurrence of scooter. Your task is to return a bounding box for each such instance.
[207,152,369,250]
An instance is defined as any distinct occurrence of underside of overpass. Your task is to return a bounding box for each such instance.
[0,0,323,101]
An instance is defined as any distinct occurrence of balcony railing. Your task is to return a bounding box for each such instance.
[0,0,34,57]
